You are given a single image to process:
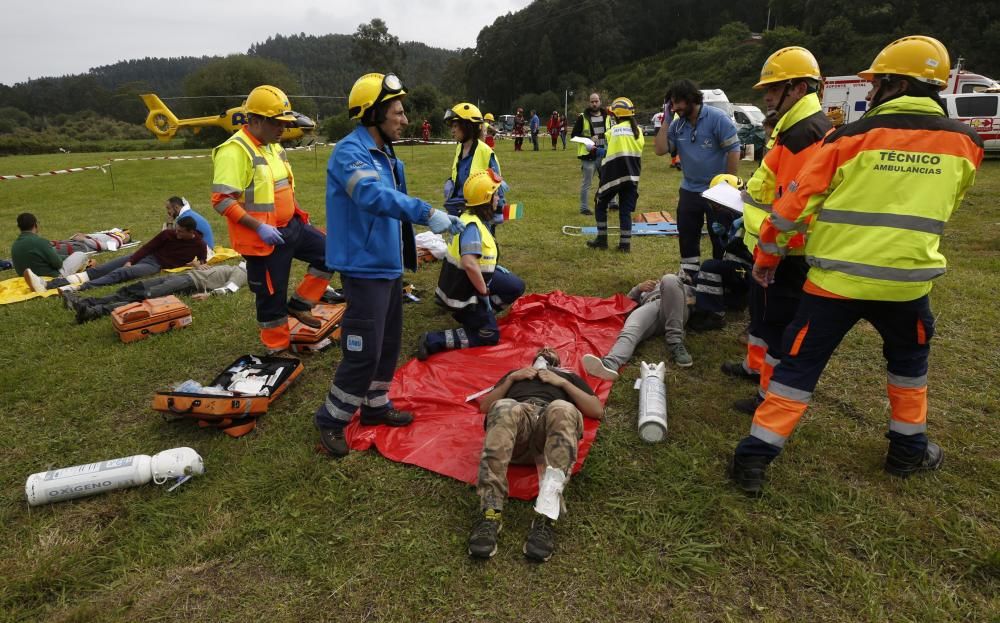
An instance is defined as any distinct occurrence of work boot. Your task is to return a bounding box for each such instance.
[61,290,83,311]
[729,453,770,497]
[321,286,346,304]
[523,516,556,562]
[884,441,943,478]
[667,342,693,368]
[316,424,349,458]
[732,394,764,416]
[75,304,104,324]
[688,310,726,332]
[468,509,503,559]
[586,236,608,249]
[359,409,413,427]
[416,333,430,361]
[289,307,322,329]
[579,208,593,216]
[582,354,619,381]
[721,361,760,383]
[616,243,631,253]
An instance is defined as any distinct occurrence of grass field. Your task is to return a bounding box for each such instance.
[1,139,998,622]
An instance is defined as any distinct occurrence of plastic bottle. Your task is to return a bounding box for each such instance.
[25,447,204,506]
[637,361,668,443]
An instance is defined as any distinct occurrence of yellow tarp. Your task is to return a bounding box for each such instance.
[0,247,242,305]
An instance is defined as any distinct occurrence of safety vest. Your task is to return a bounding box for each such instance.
[742,93,831,254]
[450,140,498,184]
[435,213,497,310]
[766,96,983,301]
[212,128,294,256]
[576,111,610,158]
[598,121,644,195]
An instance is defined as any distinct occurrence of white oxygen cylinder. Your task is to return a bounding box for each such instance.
[25,447,205,506]
[637,361,668,443]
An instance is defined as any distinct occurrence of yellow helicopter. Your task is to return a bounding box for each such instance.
[139,94,317,144]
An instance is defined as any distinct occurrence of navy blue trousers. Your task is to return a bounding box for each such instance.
[424,270,524,355]
[316,276,404,428]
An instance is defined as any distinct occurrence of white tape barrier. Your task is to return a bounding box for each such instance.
[1,139,458,181]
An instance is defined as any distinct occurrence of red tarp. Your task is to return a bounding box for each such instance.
[345,291,635,499]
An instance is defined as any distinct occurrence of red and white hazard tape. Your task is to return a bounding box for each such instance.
[1,164,110,181]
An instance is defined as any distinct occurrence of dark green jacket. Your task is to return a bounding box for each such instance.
[12,231,63,277]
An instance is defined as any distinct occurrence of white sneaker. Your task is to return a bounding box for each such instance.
[23,269,47,293]
[582,354,619,381]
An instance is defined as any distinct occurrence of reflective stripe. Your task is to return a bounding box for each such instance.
[365,393,389,408]
[695,284,723,295]
[601,150,643,163]
[213,183,242,194]
[329,383,364,407]
[697,271,722,283]
[807,257,946,282]
[456,328,470,349]
[768,381,812,403]
[747,335,768,349]
[680,263,700,273]
[307,266,333,280]
[346,169,379,198]
[723,252,752,266]
[888,420,927,435]
[741,190,772,212]
[888,372,927,388]
[681,256,700,264]
[215,197,238,214]
[770,212,807,233]
[290,293,318,307]
[247,201,275,213]
[818,209,946,235]
[324,396,357,422]
[749,425,787,448]
[274,178,292,191]
[597,175,641,194]
[434,286,478,309]
[764,353,781,367]
[757,241,786,256]
[369,380,391,391]
[258,316,288,329]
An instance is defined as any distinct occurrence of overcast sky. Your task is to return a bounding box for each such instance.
[0,0,535,86]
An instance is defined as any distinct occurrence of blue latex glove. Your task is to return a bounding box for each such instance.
[595,146,607,160]
[711,221,727,238]
[257,223,285,245]
[427,209,465,235]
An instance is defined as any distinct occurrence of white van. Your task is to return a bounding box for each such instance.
[941,92,1000,153]
[733,103,766,131]
[701,89,734,118]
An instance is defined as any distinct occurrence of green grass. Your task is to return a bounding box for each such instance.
[1,140,998,622]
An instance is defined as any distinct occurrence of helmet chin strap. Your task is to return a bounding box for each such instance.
[773,82,793,117]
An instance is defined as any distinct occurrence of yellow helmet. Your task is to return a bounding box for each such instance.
[463,169,502,207]
[710,173,745,190]
[245,85,296,121]
[858,35,950,89]
[348,73,407,121]
[754,47,822,89]
[444,102,484,124]
[609,97,635,118]
[484,112,495,122]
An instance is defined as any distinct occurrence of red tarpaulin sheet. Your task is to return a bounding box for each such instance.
[345,291,635,499]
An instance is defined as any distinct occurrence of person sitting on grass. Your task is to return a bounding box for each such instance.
[63,262,247,323]
[468,347,603,563]
[24,216,207,293]
[12,213,90,282]
[417,169,524,359]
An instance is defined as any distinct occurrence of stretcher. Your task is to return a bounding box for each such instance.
[561,222,680,236]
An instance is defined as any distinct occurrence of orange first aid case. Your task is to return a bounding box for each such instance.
[111,295,192,343]
[151,355,303,437]
[289,303,345,352]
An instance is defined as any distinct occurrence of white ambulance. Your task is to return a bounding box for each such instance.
[821,64,999,126]
[941,92,1000,153]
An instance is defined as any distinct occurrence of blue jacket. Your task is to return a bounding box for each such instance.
[178,206,215,249]
[326,125,434,278]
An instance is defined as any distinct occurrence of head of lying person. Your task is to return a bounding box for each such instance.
[173,216,200,240]
[533,346,561,369]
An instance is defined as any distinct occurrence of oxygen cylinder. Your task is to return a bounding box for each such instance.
[637,361,668,443]
[25,447,204,506]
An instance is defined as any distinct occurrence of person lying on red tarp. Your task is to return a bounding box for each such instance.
[467,346,603,563]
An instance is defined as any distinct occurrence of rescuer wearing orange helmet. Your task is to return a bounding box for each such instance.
[211,84,331,353]
[730,36,984,495]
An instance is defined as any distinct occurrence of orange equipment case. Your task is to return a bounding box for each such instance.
[289,303,345,353]
[111,295,192,343]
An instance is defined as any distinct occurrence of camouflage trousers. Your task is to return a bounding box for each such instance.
[477,398,584,511]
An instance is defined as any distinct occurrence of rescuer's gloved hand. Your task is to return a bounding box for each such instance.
[257,223,285,245]
[428,209,465,235]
